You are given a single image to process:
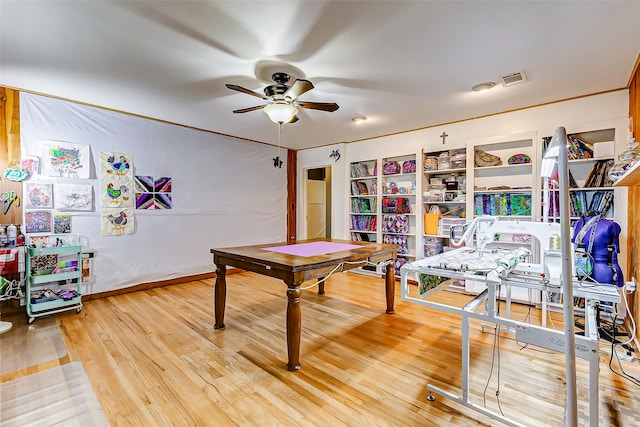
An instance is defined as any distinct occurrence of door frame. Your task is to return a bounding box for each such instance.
[301,164,332,241]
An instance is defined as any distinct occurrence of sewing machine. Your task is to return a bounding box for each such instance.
[400,216,620,427]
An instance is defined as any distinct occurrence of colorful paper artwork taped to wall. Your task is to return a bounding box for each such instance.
[20,157,40,175]
[53,214,72,234]
[154,177,172,193]
[154,193,172,209]
[101,208,134,236]
[135,193,154,209]
[134,176,154,193]
[54,184,93,211]
[134,175,172,209]
[25,210,53,233]
[101,179,134,207]
[100,152,133,180]
[41,141,90,179]
[25,183,54,209]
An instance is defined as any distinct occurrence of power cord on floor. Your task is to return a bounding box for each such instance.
[483,285,504,416]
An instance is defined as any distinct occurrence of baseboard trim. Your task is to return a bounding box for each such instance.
[82,268,243,301]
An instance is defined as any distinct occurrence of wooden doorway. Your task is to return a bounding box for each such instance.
[305,166,331,239]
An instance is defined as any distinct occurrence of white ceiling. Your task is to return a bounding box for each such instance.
[1,1,639,150]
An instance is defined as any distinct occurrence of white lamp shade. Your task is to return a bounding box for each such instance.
[263,103,298,124]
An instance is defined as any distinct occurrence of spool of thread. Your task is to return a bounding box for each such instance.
[7,224,17,246]
[549,234,561,250]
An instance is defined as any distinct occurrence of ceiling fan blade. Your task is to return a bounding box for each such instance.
[233,105,265,114]
[284,79,314,100]
[297,101,339,112]
[226,84,267,99]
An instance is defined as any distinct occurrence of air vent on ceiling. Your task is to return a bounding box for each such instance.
[500,70,527,87]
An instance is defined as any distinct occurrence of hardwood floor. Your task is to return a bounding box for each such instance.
[20,272,640,425]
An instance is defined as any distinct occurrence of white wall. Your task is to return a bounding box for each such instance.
[20,93,287,294]
[298,90,630,268]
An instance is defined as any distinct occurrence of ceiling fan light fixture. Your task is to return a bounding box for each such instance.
[352,116,367,125]
[471,81,496,93]
[264,102,298,124]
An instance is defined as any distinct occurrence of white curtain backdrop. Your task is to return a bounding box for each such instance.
[20,93,287,294]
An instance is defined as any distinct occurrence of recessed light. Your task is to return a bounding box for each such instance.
[352,116,367,124]
[471,82,496,93]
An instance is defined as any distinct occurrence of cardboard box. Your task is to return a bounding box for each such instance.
[424,213,441,235]
[594,140,614,158]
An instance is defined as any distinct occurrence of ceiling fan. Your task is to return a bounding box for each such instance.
[226,72,339,124]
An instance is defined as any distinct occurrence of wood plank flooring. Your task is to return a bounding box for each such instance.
[12,271,640,426]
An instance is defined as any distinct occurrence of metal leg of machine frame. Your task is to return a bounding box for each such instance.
[585,302,600,426]
[426,304,528,427]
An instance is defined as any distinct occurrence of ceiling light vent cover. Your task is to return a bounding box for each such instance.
[500,70,527,87]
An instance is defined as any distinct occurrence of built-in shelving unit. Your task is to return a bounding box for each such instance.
[538,125,628,314]
[344,121,628,303]
[470,134,536,246]
[542,129,616,221]
[422,148,467,258]
[381,154,417,276]
[349,159,378,243]
[466,133,539,303]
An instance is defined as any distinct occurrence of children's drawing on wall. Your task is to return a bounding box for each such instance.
[25,210,53,233]
[41,141,90,179]
[20,157,40,175]
[101,208,134,236]
[100,152,133,180]
[101,179,133,207]
[25,183,53,209]
[53,214,72,234]
[55,184,93,211]
[135,175,172,209]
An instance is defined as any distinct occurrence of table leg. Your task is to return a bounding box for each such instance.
[317,277,325,295]
[214,264,227,329]
[385,261,395,314]
[286,286,302,371]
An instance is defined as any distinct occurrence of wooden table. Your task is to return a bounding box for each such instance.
[210,239,397,371]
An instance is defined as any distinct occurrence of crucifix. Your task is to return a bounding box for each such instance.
[440,132,449,145]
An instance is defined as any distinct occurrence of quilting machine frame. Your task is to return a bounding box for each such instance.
[400,216,620,427]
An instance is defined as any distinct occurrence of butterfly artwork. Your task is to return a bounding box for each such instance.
[330,149,341,162]
[273,156,283,168]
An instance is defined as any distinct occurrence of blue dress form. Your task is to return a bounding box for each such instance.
[572,215,624,287]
